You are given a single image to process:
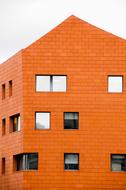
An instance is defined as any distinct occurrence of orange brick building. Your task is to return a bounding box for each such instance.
[1,15,126,190]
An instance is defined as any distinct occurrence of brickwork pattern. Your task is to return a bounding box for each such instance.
[1,15,126,189]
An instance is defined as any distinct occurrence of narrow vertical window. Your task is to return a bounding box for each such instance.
[64,112,79,129]
[2,118,6,136]
[2,157,5,174]
[2,84,5,99]
[10,114,20,132]
[9,80,12,97]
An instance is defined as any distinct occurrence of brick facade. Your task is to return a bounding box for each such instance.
[0,15,126,190]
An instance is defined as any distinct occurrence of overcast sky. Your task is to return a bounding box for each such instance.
[0,0,126,63]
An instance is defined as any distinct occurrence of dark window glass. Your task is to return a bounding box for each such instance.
[64,113,78,129]
[14,153,38,171]
[64,153,79,170]
[2,118,6,135]
[2,158,5,174]
[2,84,5,99]
[111,154,126,171]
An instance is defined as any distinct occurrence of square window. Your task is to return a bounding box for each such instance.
[14,153,38,171]
[64,153,79,170]
[53,76,66,92]
[36,76,50,92]
[10,114,20,132]
[64,112,79,129]
[111,154,126,172]
[35,112,50,129]
[108,76,123,93]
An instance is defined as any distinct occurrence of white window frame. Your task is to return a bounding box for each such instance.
[35,112,50,130]
[108,76,123,93]
[36,75,67,92]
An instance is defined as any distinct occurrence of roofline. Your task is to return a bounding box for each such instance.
[1,14,126,64]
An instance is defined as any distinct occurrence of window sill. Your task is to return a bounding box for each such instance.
[111,171,126,173]
[10,130,21,134]
[35,128,51,131]
[64,169,80,172]
[14,170,38,173]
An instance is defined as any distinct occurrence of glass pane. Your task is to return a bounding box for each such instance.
[64,113,78,129]
[112,155,126,171]
[16,154,38,170]
[64,113,78,120]
[65,164,79,170]
[17,116,20,131]
[65,154,78,164]
[28,154,38,170]
[36,112,50,129]
[112,155,125,159]
[108,76,123,93]
[36,76,50,92]
[13,115,20,131]
[17,155,24,170]
[53,76,66,92]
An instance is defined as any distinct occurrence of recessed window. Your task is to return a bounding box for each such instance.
[2,84,5,99]
[36,75,67,92]
[9,80,12,97]
[14,153,38,171]
[2,118,6,136]
[10,114,20,132]
[35,112,50,129]
[111,154,126,172]
[64,112,79,129]
[2,157,5,174]
[108,76,123,93]
[64,153,79,170]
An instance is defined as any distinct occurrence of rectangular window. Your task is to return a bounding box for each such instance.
[10,114,20,132]
[2,158,5,174]
[35,112,50,129]
[2,84,5,99]
[64,112,79,129]
[108,76,123,93]
[9,80,12,97]
[14,153,38,171]
[2,118,6,136]
[111,154,126,172]
[53,76,66,92]
[36,76,50,92]
[64,153,79,170]
[36,75,67,92]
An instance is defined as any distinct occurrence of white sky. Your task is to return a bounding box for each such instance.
[0,0,126,63]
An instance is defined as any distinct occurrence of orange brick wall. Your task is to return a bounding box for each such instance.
[22,16,126,189]
[0,51,24,190]
[1,15,126,189]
